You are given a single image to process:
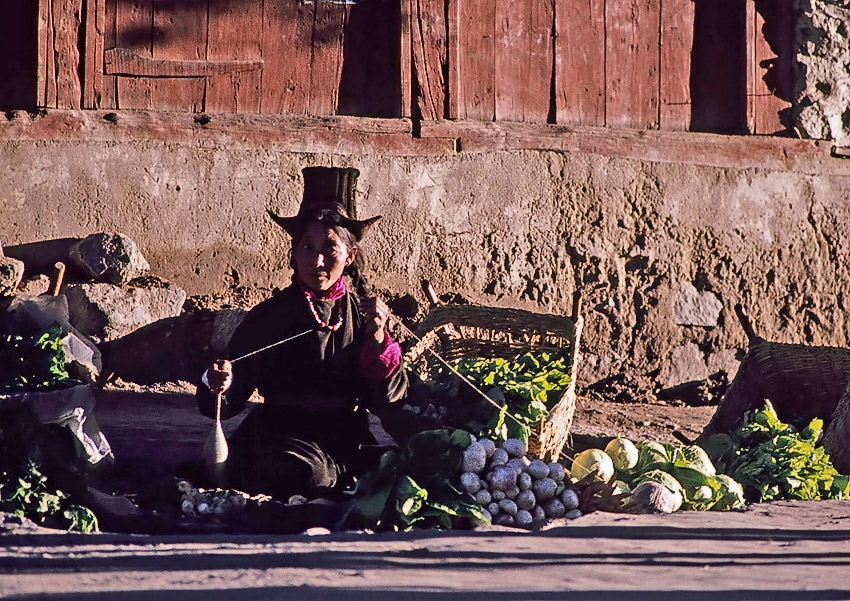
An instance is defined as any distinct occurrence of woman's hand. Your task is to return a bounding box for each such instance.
[206,359,233,395]
[359,295,390,345]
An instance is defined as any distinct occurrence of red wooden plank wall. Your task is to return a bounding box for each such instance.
[36,0,799,137]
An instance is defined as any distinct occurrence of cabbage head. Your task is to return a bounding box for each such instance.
[633,441,670,475]
[710,474,746,511]
[633,470,683,511]
[677,445,716,476]
[633,469,682,494]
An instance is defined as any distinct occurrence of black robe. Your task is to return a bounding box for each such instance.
[196,283,407,499]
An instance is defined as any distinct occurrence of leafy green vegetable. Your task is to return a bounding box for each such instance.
[0,403,98,532]
[451,352,571,444]
[0,324,70,392]
[342,429,485,531]
[705,402,850,503]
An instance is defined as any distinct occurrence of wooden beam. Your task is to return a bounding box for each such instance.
[400,0,413,117]
[307,2,348,116]
[105,48,263,77]
[55,0,83,109]
[446,0,460,119]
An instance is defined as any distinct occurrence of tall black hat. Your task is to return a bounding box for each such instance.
[268,167,381,241]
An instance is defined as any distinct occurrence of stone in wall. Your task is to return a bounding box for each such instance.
[672,282,723,327]
[660,342,710,389]
[69,233,150,285]
[65,281,187,342]
[794,0,850,144]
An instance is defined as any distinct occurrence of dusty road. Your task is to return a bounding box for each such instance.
[2,499,850,600]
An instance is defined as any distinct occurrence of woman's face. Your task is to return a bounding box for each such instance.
[292,222,355,293]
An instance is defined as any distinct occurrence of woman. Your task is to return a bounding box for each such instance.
[197,166,407,501]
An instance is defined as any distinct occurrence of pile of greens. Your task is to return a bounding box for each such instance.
[703,402,850,503]
[0,324,70,393]
[0,403,98,532]
[452,352,572,444]
[342,429,486,531]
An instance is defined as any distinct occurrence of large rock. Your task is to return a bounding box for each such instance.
[100,308,247,385]
[69,233,150,285]
[65,281,187,342]
[0,256,24,296]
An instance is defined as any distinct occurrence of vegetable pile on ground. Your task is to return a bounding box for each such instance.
[702,401,850,503]
[455,436,582,527]
[343,429,486,531]
[0,403,98,532]
[0,322,97,532]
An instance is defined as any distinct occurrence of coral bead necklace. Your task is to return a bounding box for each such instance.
[304,291,344,332]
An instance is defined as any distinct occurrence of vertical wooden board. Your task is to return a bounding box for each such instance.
[54,0,83,109]
[746,0,756,132]
[400,0,412,117]
[457,0,495,120]
[206,0,263,113]
[605,0,661,129]
[659,0,694,130]
[555,0,604,126]
[749,0,793,135]
[150,0,207,111]
[38,0,53,107]
[84,0,98,108]
[446,0,459,118]
[411,0,447,120]
[99,0,118,108]
[261,0,313,114]
[495,0,553,123]
[115,0,153,109]
[308,1,347,116]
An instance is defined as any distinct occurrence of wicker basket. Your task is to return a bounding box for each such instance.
[823,381,850,474]
[700,304,850,439]
[403,292,583,461]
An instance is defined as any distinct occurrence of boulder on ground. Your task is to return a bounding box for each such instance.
[0,256,24,296]
[100,308,247,385]
[64,281,187,342]
[69,233,150,285]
